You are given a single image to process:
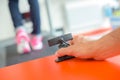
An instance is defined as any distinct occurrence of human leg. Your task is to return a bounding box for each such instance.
[9,0,23,28]
[28,0,41,35]
[9,0,31,53]
[28,0,43,50]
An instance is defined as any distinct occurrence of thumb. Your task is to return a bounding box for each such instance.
[55,46,74,57]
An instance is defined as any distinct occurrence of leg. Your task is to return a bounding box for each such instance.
[8,0,31,54]
[28,0,41,35]
[9,0,23,28]
[28,0,43,50]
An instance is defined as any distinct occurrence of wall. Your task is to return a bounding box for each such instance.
[0,0,50,41]
[0,0,15,41]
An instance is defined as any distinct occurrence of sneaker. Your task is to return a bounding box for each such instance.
[16,28,31,54]
[30,35,43,50]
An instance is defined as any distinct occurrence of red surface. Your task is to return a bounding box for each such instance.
[0,55,120,80]
[82,27,112,36]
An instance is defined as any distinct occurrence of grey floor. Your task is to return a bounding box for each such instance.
[0,48,6,67]
[6,36,58,66]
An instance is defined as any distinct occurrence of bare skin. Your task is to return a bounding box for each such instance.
[55,28,120,60]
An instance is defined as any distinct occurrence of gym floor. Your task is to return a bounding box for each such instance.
[6,35,58,66]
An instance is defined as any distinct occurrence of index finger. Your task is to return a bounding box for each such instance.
[55,46,74,57]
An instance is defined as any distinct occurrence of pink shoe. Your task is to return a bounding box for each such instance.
[16,28,31,54]
[30,35,43,50]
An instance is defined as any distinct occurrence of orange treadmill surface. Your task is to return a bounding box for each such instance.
[0,55,120,80]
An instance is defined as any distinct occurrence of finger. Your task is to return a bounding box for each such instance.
[70,34,84,42]
[55,46,74,57]
[67,34,78,45]
[72,33,78,37]
[72,35,84,44]
[72,33,83,38]
[78,35,84,40]
[68,40,74,45]
[68,35,83,45]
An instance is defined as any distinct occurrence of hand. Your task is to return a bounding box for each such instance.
[55,28,120,60]
[55,34,96,59]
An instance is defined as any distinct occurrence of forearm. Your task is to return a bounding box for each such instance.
[93,28,120,59]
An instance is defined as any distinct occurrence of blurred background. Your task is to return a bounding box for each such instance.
[0,0,120,68]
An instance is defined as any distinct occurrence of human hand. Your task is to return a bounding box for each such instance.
[55,34,96,59]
